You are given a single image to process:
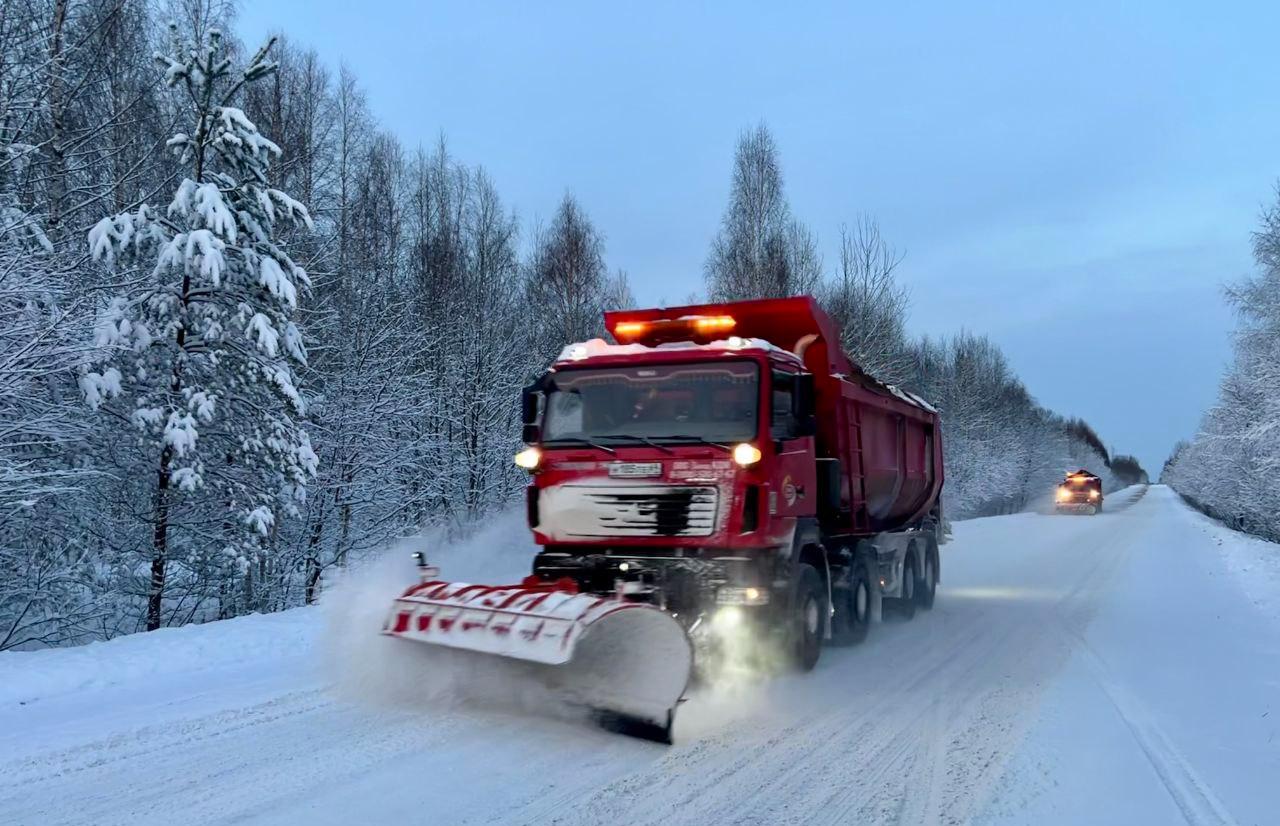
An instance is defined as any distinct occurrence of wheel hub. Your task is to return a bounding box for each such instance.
[804,598,819,635]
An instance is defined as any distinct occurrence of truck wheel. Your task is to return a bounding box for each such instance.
[916,546,938,611]
[831,560,872,646]
[891,555,917,620]
[789,564,824,671]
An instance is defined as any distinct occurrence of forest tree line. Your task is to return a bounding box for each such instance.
[0,1,1141,650]
[1162,187,1280,542]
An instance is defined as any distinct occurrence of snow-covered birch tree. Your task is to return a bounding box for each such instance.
[821,217,912,385]
[704,123,822,301]
[1164,185,1280,540]
[81,27,317,630]
[526,193,610,361]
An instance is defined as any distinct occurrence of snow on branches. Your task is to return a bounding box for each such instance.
[1164,187,1280,541]
[82,27,316,620]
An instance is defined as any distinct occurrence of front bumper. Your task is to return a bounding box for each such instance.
[533,547,785,624]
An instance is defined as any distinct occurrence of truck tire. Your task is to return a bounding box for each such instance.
[831,559,872,646]
[789,563,825,671]
[916,545,938,610]
[890,554,917,620]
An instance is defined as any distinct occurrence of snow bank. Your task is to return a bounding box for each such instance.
[0,509,538,712]
[1168,485,1280,624]
[0,608,318,708]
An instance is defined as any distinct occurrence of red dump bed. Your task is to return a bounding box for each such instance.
[605,296,944,536]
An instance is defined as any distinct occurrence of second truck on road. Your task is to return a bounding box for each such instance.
[1056,469,1103,514]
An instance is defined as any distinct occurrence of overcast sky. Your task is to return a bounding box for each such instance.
[238,1,1279,476]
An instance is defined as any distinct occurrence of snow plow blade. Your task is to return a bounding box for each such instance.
[383,577,693,741]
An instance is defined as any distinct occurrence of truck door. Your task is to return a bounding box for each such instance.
[768,370,818,524]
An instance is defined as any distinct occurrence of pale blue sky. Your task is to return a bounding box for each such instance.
[238,1,1280,475]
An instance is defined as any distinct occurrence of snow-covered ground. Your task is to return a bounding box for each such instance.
[2,485,1276,826]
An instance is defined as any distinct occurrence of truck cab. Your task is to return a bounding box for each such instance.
[524,336,816,541]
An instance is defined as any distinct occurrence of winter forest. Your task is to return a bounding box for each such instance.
[1,1,1148,651]
[1162,192,1280,543]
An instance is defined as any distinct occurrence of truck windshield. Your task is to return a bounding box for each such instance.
[542,361,758,445]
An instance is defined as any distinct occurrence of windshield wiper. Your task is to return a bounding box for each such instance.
[597,434,675,455]
[542,437,616,454]
[659,435,733,453]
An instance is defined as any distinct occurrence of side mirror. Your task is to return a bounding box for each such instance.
[794,373,817,437]
[521,384,541,443]
[521,384,539,424]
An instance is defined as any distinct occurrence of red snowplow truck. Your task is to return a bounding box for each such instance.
[384,296,944,741]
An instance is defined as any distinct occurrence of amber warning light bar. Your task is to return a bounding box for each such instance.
[611,315,736,343]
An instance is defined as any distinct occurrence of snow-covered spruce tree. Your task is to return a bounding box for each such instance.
[81,28,316,631]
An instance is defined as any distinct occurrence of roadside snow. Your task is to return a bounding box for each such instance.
[978,485,1280,826]
[2,485,1278,826]
[0,509,533,715]
[0,608,317,710]
[1175,491,1280,625]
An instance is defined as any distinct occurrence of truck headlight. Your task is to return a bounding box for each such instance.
[732,443,762,467]
[1089,489,1099,499]
[712,606,744,630]
[514,446,541,470]
[1056,488,1070,501]
[717,586,770,606]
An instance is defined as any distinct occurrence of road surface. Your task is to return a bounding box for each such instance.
[2,485,1276,825]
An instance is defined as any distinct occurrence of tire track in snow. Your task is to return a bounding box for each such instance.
[0,687,482,826]
[532,603,1011,826]
[0,688,333,788]
[810,613,1043,825]
[720,618,1005,826]
[1072,637,1239,826]
[977,483,1239,826]
[893,495,1150,825]
[539,500,1136,826]
[9,486,1200,826]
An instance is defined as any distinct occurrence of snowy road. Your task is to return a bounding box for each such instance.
[3,485,1277,825]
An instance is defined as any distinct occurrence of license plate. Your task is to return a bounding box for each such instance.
[608,462,662,478]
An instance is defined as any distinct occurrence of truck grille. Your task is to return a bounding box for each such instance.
[553,485,719,538]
